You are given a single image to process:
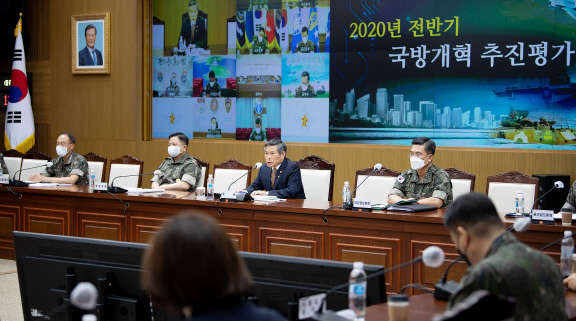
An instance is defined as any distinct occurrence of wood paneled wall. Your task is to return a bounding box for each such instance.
[23,0,51,61]
[3,0,573,205]
[152,0,237,53]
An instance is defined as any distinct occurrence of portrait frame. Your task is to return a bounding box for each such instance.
[71,13,110,74]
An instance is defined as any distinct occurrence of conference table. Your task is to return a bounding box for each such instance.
[365,291,576,320]
[1,185,575,295]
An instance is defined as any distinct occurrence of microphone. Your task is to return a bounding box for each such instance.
[311,246,444,319]
[108,170,162,193]
[70,282,98,310]
[506,217,532,232]
[227,162,262,191]
[525,181,565,214]
[435,220,532,300]
[343,163,383,210]
[541,231,573,252]
[10,162,53,186]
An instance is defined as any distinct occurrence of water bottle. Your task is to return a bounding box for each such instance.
[515,190,524,216]
[349,261,367,320]
[207,174,214,200]
[343,181,351,205]
[89,166,96,191]
[561,231,574,275]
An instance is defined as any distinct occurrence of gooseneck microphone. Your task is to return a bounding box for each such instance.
[506,217,532,232]
[228,162,262,190]
[343,163,382,210]
[525,181,565,214]
[10,162,53,186]
[311,246,445,318]
[108,170,162,193]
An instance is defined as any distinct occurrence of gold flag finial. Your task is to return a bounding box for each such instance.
[14,14,22,36]
[19,12,22,17]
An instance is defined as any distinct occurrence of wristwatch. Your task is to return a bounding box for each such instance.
[266,191,269,196]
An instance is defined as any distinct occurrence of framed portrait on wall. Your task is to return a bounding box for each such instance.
[71,13,110,74]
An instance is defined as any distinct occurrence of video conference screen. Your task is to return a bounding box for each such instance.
[152,0,576,150]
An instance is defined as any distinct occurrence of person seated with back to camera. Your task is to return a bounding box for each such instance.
[141,212,285,321]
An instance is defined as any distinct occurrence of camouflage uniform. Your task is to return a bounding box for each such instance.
[250,36,269,54]
[448,232,567,321]
[204,82,221,97]
[295,84,316,98]
[165,84,180,97]
[40,151,89,185]
[150,154,202,192]
[248,0,268,10]
[295,40,316,53]
[563,180,576,211]
[0,153,8,175]
[249,129,267,141]
[389,163,453,208]
[295,0,317,8]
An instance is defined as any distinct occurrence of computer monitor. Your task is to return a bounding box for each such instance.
[13,231,179,321]
[14,231,386,321]
[240,252,387,317]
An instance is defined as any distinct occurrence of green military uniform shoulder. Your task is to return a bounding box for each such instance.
[251,35,268,54]
[155,154,202,192]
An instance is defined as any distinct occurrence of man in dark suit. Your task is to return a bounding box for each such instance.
[78,24,103,66]
[179,0,207,50]
[243,139,306,199]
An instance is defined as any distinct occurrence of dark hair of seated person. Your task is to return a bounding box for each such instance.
[141,212,251,313]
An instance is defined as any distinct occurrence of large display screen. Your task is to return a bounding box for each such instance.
[151,0,576,150]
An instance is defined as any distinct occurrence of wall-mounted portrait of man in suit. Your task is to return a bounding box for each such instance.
[72,14,110,74]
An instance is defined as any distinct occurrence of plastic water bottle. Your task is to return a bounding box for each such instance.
[562,231,574,275]
[515,190,524,216]
[349,261,367,320]
[89,166,96,191]
[207,174,214,200]
[343,181,351,205]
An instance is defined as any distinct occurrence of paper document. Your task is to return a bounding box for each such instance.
[125,188,165,193]
[28,183,58,187]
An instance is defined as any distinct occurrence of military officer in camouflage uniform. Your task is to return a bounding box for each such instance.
[249,117,267,141]
[165,72,180,97]
[294,71,316,98]
[30,133,89,185]
[250,27,269,54]
[203,70,221,97]
[0,153,9,175]
[388,137,452,208]
[247,0,268,11]
[151,132,202,192]
[295,27,316,53]
[562,180,576,211]
[444,193,566,321]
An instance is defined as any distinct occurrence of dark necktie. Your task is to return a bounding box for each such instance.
[271,168,277,190]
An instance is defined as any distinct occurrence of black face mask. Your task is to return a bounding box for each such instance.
[457,248,472,267]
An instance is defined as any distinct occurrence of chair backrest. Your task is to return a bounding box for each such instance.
[192,156,210,188]
[84,152,107,182]
[486,171,539,214]
[354,166,401,205]
[445,168,476,201]
[3,149,24,178]
[213,159,251,193]
[108,155,144,188]
[295,155,335,201]
[20,152,51,181]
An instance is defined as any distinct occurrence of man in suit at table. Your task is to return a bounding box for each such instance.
[78,24,103,66]
[179,0,207,50]
[242,139,306,199]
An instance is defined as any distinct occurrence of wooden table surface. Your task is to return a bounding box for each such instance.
[1,185,575,295]
[366,290,576,320]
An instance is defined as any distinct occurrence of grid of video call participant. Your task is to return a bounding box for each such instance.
[151,0,330,143]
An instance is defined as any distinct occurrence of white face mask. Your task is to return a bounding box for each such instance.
[302,37,308,43]
[301,84,308,91]
[209,81,214,86]
[171,78,176,85]
[168,145,182,158]
[410,155,430,170]
[256,127,261,134]
[56,145,69,157]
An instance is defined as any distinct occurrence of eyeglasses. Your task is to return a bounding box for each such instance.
[408,152,425,158]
